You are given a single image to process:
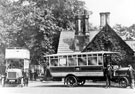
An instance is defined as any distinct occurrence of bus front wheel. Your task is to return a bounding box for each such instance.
[65,76,78,87]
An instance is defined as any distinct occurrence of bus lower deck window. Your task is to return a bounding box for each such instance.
[88,56,97,65]
[78,57,87,66]
[68,57,77,66]
[59,58,67,66]
[50,59,58,66]
[98,56,103,65]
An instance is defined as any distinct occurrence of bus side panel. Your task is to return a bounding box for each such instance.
[78,66,104,78]
[49,66,104,78]
[46,67,75,81]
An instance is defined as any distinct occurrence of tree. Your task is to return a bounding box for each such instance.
[113,24,127,37]
[113,24,135,40]
[0,0,87,65]
[127,24,135,40]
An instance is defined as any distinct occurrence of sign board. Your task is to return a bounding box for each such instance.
[24,59,30,69]
[59,58,66,66]
[5,48,30,59]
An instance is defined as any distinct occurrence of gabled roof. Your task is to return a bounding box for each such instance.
[89,30,99,42]
[83,24,134,56]
[57,31,75,53]
[125,40,135,51]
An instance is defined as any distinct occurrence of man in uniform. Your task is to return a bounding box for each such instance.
[128,65,134,89]
[105,64,112,88]
[104,54,112,88]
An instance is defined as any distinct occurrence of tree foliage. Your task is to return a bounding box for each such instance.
[113,24,135,40]
[0,0,86,65]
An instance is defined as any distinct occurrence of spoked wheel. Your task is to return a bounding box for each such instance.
[1,78,5,87]
[119,78,128,88]
[77,79,85,86]
[65,76,78,87]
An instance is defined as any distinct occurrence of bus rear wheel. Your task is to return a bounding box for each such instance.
[65,76,77,87]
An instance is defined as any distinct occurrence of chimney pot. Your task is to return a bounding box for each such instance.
[83,10,89,35]
[100,12,110,29]
[75,15,82,35]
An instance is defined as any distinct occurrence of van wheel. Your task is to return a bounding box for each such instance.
[119,78,128,88]
[65,76,77,87]
[1,78,5,87]
[78,79,85,86]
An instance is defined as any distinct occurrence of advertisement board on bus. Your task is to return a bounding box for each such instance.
[5,48,30,59]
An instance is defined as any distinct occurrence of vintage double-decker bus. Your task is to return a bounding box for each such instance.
[45,51,134,88]
[1,47,30,87]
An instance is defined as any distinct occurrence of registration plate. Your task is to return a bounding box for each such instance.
[9,80,15,82]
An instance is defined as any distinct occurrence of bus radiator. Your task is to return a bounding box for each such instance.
[7,72,16,79]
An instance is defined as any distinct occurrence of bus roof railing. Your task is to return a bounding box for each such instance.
[45,51,120,57]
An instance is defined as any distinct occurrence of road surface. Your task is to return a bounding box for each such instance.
[0,80,135,94]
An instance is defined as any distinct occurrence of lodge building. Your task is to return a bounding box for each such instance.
[57,11,135,67]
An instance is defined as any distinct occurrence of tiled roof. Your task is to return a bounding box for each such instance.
[57,31,75,53]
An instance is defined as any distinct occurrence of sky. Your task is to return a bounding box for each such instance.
[82,0,135,27]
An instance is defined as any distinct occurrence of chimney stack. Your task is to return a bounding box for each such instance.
[100,12,110,29]
[83,10,89,35]
[75,15,82,35]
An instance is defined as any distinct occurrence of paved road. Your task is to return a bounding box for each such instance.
[0,81,135,94]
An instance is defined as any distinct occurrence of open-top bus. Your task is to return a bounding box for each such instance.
[45,51,134,88]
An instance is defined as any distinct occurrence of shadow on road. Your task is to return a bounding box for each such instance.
[32,85,120,88]
[31,81,120,88]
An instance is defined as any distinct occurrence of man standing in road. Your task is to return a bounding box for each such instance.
[128,65,134,89]
[105,64,112,88]
[104,54,112,88]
